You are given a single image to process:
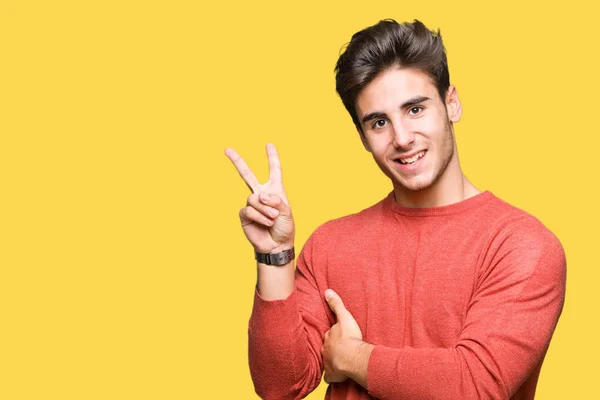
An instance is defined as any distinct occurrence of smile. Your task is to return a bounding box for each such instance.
[397,150,426,165]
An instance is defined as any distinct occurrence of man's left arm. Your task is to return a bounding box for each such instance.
[322,221,566,399]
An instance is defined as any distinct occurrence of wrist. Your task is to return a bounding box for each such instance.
[341,339,374,385]
[268,241,295,254]
[256,252,295,300]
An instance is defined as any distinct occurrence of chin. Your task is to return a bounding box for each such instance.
[397,169,442,192]
[399,179,434,192]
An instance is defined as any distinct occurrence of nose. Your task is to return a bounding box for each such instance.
[391,120,415,149]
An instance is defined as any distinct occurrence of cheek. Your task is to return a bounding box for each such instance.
[364,136,388,155]
[417,115,450,144]
[411,115,440,133]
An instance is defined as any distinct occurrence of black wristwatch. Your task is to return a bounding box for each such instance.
[255,247,295,266]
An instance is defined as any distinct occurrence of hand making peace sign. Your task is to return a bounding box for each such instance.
[225,143,295,254]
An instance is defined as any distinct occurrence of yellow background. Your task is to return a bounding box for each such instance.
[1,0,598,398]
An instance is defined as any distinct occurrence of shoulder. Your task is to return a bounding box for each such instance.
[481,195,566,277]
[313,197,388,237]
[301,196,389,253]
[485,195,562,247]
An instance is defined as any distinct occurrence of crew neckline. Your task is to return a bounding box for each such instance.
[384,190,495,217]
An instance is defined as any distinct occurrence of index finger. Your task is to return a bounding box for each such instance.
[225,147,260,193]
[266,143,282,184]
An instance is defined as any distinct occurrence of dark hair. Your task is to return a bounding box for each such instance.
[334,19,450,133]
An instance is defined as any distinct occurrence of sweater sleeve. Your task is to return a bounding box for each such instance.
[248,228,332,400]
[367,220,567,400]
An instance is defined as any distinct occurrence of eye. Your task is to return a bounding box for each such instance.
[372,119,388,129]
[408,106,423,116]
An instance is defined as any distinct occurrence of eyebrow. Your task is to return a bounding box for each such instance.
[360,96,431,125]
[401,96,430,109]
[361,111,387,125]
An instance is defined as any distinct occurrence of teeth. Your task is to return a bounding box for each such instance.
[399,151,425,164]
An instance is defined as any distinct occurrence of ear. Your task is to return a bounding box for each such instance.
[358,126,372,152]
[445,85,462,123]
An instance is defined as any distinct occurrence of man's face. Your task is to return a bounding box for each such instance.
[355,67,462,194]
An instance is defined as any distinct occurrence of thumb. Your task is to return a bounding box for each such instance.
[325,289,350,318]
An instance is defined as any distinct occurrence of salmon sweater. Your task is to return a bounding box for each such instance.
[248,191,566,400]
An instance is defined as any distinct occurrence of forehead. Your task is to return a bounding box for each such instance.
[355,68,439,117]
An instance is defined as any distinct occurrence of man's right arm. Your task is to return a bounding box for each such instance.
[226,144,330,399]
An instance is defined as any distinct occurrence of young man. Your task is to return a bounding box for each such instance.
[225,19,566,400]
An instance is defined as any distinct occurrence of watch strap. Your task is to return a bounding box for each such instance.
[255,247,295,266]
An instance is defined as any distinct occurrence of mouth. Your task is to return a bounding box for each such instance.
[395,150,426,166]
